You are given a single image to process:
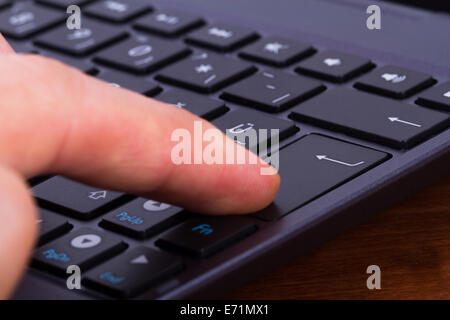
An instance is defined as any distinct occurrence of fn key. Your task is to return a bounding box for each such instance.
[156,217,257,258]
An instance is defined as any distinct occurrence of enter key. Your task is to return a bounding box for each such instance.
[254,134,390,221]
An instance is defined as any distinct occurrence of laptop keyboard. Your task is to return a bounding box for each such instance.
[1,0,449,299]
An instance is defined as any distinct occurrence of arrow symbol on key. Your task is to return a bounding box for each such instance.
[316,155,365,167]
[131,255,148,264]
[388,117,422,128]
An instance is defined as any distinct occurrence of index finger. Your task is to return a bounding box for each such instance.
[0,54,280,215]
[0,34,14,53]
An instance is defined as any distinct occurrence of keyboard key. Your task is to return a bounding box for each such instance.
[212,108,298,150]
[38,209,72,245]
[416,81,450,112]
[94,35,190,74]
[155,89,228,120]
[33,228,127,274]
[7,39,37,53]
[134,10,204,37]
[35,20,127,56]
[354,65,435,98]
[32,176,130,220]
[156,216,257,258]
[0,3,64,39]
[239,36,314,67]
[296,50,373,82]
[41,52,98,74]
[289,88,450,149]
[85,0,152,23]
[156,51,256,93]
[100,198,185,239]
[186,23,259,52]
[84,247,183,298]
[0,0,11,10]
[220,70,325,112]
[96,71,161,96]
[254,134,389,221]
[36,0,94,8]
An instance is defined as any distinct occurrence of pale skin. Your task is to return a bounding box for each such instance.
[0,35,279,298]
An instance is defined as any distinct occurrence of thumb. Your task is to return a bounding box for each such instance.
[0,34,35,299]
[0,165,37,298]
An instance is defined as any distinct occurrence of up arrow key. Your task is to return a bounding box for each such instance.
[131,255,149,264]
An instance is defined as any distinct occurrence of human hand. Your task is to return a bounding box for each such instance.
[0,34,279,298]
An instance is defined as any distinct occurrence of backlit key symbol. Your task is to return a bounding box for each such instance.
[316,155,364,167]
[67,28,92,40]
[228,123,255,134]
[195,64,213,73]
[104,0,128,12]
[323,58,341,67]
[208,27,233,39]
[130,255,148,264]
[388,117,421,128]
[143,200,171,211]
[191,53,209,60]
[156,13,179,25]
[128,45,152,57]
[381,73,406,83]
[71,234,102,248]
[443,91,450,98]
[264,42,289,54]
[191,224,213,235]
[88,190,107,200]
[9,12,34,26]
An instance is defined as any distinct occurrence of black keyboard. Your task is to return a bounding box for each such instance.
[3,0,449,299]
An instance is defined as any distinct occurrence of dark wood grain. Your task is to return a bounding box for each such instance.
[228,176,450,299]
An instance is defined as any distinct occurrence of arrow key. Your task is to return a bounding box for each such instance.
[84,247,183,298]
[32,176,130,220]
[296,50,373,82]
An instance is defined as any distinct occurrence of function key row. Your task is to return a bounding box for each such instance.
[134,9,205,37]
[94,35,190,74]
[35,19,128,56]
[83,0,152,23]
[0,3,441,99]
[0,2,65,39]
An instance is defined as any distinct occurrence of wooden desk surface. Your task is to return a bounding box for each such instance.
[228,177,450,300]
